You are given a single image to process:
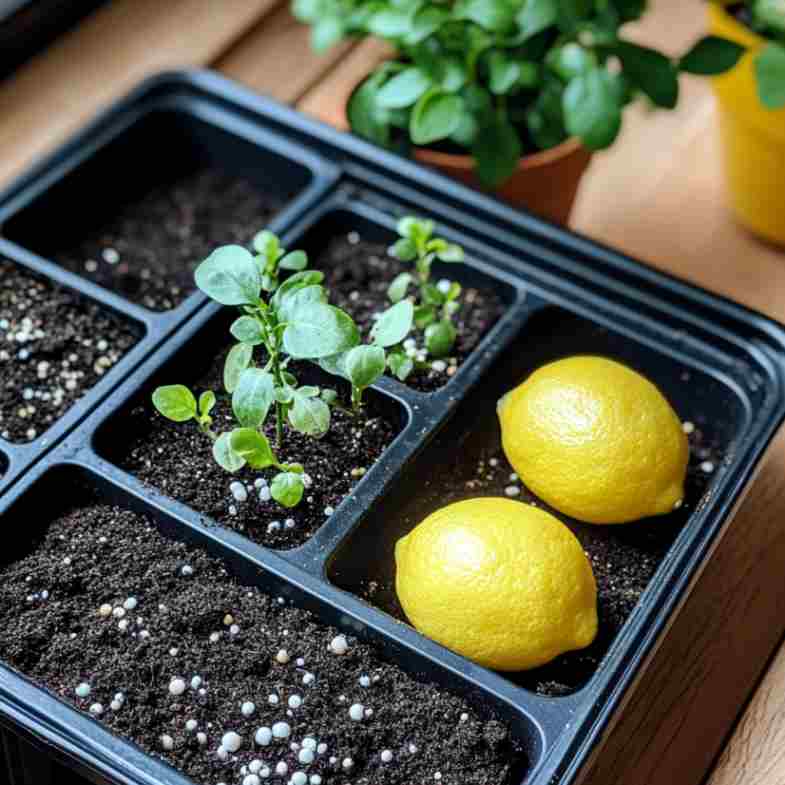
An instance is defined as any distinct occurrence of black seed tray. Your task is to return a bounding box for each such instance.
[0,70,784,785]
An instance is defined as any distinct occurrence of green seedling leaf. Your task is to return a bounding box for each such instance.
[680,35,745,75]
[425,320,458,357]
[406,5,448,43]
[367,7,412,37]
[152,385,197,422]
[312,15,344,51]
[615,40,678,108]
[232,368,276,428]
[252,230,281,259]
[387,348,415,381]
[489,52,521,95]
[753,0,785,36]
[198,390,216,418]
[279,250,308,271]
[321,389,338,405]
[455,0,516,31]
[377,67,432,108]
[410,90,464,145]
[271,270,325,311]
[283,303,360,359]
[414,304,437,329]
[344,345,386,390]
[397,216,434,242]
[195,245,261,306]
[271,472,305,507]
[422,283,446,306]
[318,352,349,380]
[546,42,597,81]
[213,431,246,473]
[348,72,391,146]
[230,316,265,345]
[563,68,623,149]
[390,238,418,262]
[436,243,464,262]
[277,284,327,323]
[229,427,276,469]
[445,281,462,301]
[275,386,296,405]
[371,300,415,347]
[388,272,413,302]
[223,342,253,394]
[289,390,331,437]
[755,43,785,109]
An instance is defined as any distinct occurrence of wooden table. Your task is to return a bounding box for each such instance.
[1,3,785,784]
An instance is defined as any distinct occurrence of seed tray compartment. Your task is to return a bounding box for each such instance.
[0,70,782,785]
[0,241,153,496]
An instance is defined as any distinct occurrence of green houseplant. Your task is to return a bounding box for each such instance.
[293,0,744,223]
[708,0,785,246]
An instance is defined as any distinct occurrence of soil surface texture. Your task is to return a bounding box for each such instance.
[112,345,400,550]
[0,260,138,443]
[0,499,521,785]
[51,168,286,312]
[316,232,506,392]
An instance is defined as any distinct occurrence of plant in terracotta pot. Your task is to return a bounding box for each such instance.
[293,0,742,224]
[708,0,785,246]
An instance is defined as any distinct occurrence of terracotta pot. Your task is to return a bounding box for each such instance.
[414,139,593,225]
[709,2,785,247]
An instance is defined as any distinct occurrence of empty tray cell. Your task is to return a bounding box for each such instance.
[298,208,516,392]
[1,110,314,312]
[0,258,140,443]
[328,306,744,695]
[94,309,409,550]
[0,465,530,785]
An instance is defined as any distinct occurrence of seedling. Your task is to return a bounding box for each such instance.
[387,216,464,365]
[152,229,415,506]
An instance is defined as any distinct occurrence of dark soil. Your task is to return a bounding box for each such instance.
[51,168,286,312]
[316,234,506,392]
[111,345,400,550]
[0,260,138,443]
[0,499,521,785]
[362,423,724,696]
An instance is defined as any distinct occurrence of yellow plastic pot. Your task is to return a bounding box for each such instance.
[709,2,785,246]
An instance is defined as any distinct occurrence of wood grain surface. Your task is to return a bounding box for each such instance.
[0,2,784,785]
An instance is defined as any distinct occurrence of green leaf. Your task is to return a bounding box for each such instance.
[367,8,412,37]
[615,40,679,108]
[516,0,557,39]
[230,316,264,345]
[195,245,261,306]
[679,36,745,75]
[546,42,597,81]
[252,230,280,258]
[425,320,458,357]
[377,67,432,108]
[455,0,516,32]
[271,270,325,312]
[406,6,448,43]
[279,251,308,271]
[271,472,305,507]
[414,304,437,329]
[389,238,418,262]
[441,58,467,92]
[489,52,521,95]
[152,385,197,422]
[556,0,593,33]
[212,432,246,473]
[387,349,414,381]
[288,390,331,437]
[387,272,413,302]
[755,43,785,109]
[321,388,338,405]
[563,68,623,149]
[283,303,360,359]
[526,79,568,149]
[277,284,327,323]
[318,352,349,380]
[371,300,415,347]
[348,72,391,146]
[472,113,522,188]
[292,0,321,22]
[229,428,276,469]
[223,343,253,394]
[410,90,464,145]
[312,15,344,51]
[397,216,433,242]
[343,345,386,390]
[232,368,276,428]
[611,0,646,23]
[435,243,464,262]
[198,390,216,418]
[752,0,785,36]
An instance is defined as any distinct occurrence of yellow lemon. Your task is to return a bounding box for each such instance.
[395,498,597,671]
[498,356,688,524]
